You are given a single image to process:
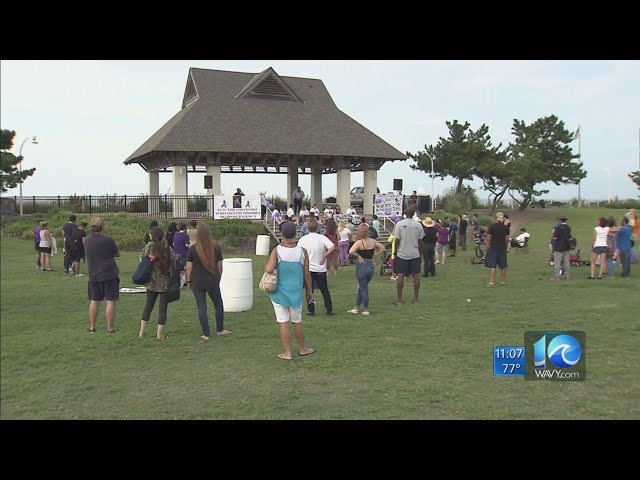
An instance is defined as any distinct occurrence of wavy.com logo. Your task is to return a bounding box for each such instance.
[525,331,586,381]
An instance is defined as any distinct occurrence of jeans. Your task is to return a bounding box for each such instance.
[142,291,168,325]
[338,241,350,265]
[619,250,631,277]
[192,279,224,336]
[355,260,374,309]
[421,243,436,276]
[293,198,302,216]
[306,271,333,314]
[554,251,570,278]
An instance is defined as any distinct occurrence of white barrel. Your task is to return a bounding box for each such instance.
[256,235,271,256]
[220,258,253,312]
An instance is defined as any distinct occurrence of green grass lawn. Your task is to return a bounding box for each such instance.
[1,208,638,419]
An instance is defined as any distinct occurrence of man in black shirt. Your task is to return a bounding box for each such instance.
[551,216,571,280]
[484,212,510,286]
[61,214,77,274]
[421,217,438,277]
[458,214,468,250]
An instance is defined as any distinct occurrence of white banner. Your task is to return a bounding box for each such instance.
[214,195,260,219]
[377,194,403,216]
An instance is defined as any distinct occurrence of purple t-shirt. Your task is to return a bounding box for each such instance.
[437,228,449,245]
[35,227,41,244]
[172,231,190,257]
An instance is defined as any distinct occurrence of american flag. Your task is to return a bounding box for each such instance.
[573,126,580,141]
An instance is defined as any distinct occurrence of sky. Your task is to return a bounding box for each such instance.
[1,60,639,203]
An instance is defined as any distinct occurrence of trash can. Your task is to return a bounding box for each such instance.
[219,258,253,312]
[256,235,271,256]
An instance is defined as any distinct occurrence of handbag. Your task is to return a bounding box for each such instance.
[132,256,154,285]
[259,270,277,293]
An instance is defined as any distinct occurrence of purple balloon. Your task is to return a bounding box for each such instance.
[375,196,382,204]
[267,203,273,209]
[273,211,281,217]
[391,214,399,221]
[384,210,391,216]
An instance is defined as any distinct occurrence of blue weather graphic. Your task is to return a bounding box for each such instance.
[547,335,581,369]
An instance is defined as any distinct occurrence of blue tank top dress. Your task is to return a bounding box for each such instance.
[269,246,305,308]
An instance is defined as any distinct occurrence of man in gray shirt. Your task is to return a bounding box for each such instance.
[293,186,305,217]
[391,207,424,304]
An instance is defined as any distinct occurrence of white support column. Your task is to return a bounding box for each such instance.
[206,164,221,217]
[287,159,299,207]
[363,164,378,217]
[310,166,323,210]
[172,165,188,218]
[336,160,351,213]
[148,170,160,216]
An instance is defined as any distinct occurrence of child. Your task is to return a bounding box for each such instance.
[388,234,398,281]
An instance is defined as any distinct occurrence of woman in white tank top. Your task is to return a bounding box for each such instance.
[38,223,54,271]
[589,217,610,279]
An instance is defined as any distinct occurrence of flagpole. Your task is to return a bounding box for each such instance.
[578,129,581,207]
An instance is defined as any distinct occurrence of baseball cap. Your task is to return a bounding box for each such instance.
[280,221,297,239]
[495,212,504,222]
[558,216,568,222]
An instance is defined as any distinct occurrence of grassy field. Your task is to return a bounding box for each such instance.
[1,208,638,419]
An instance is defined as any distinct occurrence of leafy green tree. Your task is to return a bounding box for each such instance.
[409,120,501,194]
[1,129,37,193]
[506,116,585,210]
[629,170,640,192]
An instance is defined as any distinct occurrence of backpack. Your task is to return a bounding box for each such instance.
[569,235,577,250]
[132,256,153,285]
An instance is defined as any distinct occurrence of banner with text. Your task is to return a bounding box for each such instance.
[377,194,403,217]
[213,195,261,219]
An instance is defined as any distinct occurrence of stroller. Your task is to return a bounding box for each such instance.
[470,229,486,265]
[379,250,394,276]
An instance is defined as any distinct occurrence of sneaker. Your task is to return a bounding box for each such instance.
[348,308,359,314]
[362,311,370,316]
[75,273,84,277]
[69,268,74,274]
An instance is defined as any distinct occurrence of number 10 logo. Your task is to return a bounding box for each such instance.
[533,334,582,369]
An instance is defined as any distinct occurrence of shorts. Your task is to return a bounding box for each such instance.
[272,302,302,324]
[484,249,508,269]
[38,247,52,254]
[393,256,421,275]
[88,278,120,302]
[592,246,608,255]
[71,250,84,262]
[435,243,448,253]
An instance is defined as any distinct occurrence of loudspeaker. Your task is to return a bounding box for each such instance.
[204,175,213,189]
[393,178,403,191]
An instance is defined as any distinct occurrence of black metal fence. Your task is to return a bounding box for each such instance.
[9,195,211,219]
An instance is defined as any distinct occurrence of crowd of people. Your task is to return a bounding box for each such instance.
[30,200,637,361]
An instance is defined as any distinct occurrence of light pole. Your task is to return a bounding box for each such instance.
[599,167,612,203]
[424,152,435,210]
[18,136,38,216]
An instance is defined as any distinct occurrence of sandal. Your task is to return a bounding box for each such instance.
[216,330,231,337]
[157,335,169,340]
[86,328,97,334]
[277,353,293,361]
[299,347,315,357]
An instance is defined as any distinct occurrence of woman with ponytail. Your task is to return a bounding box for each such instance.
[139,226,176,340]
[184,224,230,340]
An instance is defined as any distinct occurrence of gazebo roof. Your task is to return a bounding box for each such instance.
[124,67,406,170]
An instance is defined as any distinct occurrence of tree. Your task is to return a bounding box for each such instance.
[1,129,37,193]
[476,149,512,214]
[629,170,640,192]
[506,115,585,211]
[408,120,500,194]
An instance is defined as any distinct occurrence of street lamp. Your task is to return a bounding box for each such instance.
[424,152,435,210]
[18,136,38,216]
[599,167,612,203]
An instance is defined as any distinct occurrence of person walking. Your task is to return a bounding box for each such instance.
[348,224,386,316]
[139,226,177,340]
[70,221,87,276]
[297,217,336,316]
[391,206,424,304]
[184,224,230,340]
[61,214,77,275]
[84,217,121,333]
[484,212,510,286]
[264,221,315,360]
[38,222,54,272]
[551,216,571,280]
[34,218,43,270]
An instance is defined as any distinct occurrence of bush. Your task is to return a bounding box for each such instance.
[439,187,480,214]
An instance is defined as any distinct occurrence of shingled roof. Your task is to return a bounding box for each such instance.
[124,67,406,167]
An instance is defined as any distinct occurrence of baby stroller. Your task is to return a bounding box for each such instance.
[470,229,486,265]
[379,250,394,276]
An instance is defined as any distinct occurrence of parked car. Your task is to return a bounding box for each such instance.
[350,186,380,206]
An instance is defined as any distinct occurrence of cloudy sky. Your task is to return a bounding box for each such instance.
[2,60,638,202]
